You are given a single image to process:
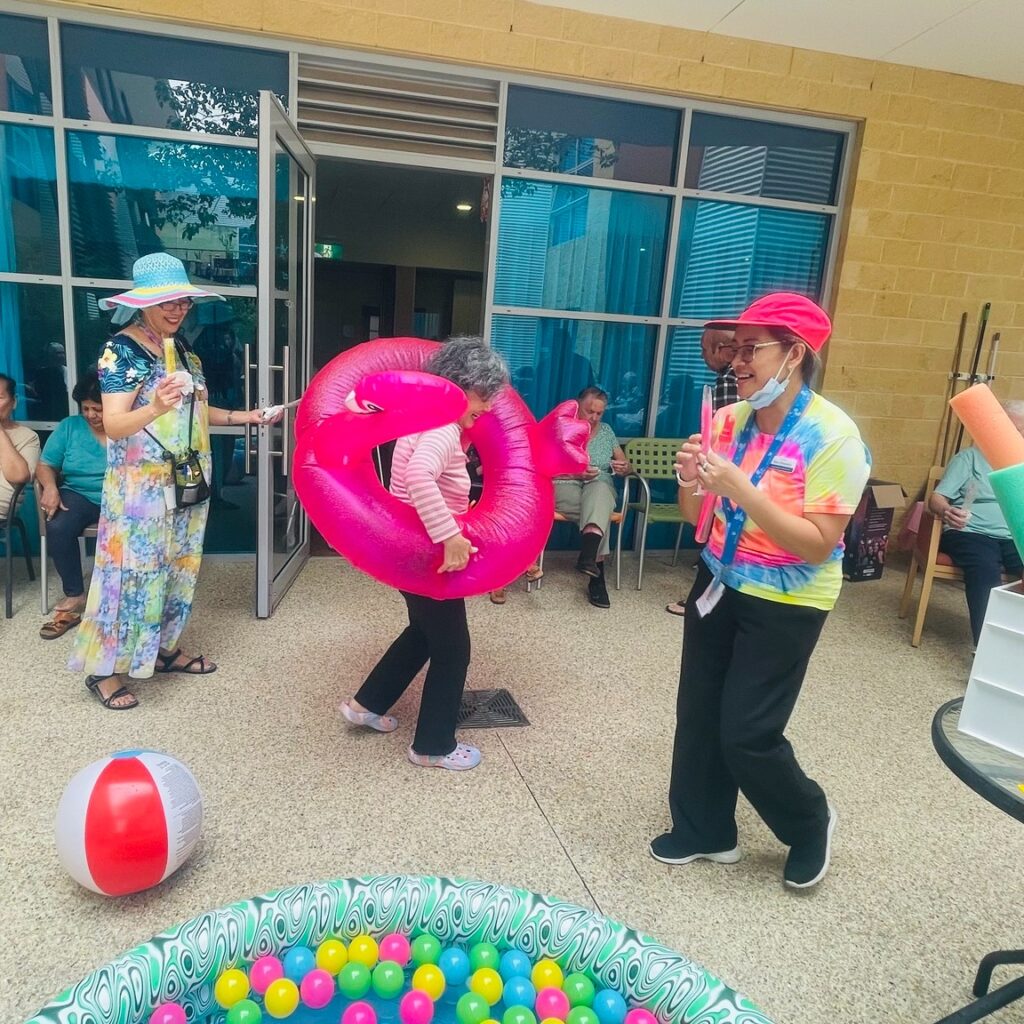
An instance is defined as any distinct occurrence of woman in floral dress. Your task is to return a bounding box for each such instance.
[70,254,279,710]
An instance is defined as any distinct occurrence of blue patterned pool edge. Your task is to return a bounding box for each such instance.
[25,876,774,1024]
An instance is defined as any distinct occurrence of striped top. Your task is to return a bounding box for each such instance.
[390,424,470,543]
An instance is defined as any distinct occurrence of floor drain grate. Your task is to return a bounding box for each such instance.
[457,688,530,728]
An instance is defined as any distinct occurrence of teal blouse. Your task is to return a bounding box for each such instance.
[40,414,107,507]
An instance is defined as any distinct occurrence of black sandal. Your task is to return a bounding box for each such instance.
[155,648,217,675]
[86,674,139,711]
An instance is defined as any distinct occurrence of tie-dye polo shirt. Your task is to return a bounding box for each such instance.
[702,392,871,611]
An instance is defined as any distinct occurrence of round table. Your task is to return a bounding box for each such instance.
[931,697,1024,1023]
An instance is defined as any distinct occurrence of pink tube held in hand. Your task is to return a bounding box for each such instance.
[695,385,716,543]
[949,383,1024,470]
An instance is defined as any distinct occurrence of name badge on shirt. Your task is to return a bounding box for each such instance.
[770,455,797,473]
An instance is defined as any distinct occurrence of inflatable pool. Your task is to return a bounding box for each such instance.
[26,876,773,1024]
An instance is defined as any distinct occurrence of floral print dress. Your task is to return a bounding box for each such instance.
[70,333,212,679]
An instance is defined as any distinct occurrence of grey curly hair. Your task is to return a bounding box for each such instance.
[425,335,509,399]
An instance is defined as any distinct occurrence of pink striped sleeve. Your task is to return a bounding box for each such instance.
[403,425,463,543]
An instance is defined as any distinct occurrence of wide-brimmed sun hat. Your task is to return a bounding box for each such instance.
[99,253,226,324]
[705,291,832,352]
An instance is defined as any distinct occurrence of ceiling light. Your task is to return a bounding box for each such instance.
[456,202,473,212]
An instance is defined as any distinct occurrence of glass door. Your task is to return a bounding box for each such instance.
[254,91,316,617]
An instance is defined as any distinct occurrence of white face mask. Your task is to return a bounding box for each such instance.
[746,359,795,410]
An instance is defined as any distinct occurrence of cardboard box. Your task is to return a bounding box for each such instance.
[842,479,907,582]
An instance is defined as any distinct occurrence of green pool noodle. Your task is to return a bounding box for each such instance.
[989,462,1024,560]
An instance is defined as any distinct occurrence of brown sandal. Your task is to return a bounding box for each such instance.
[39,609,82,640]
[489,588,507,605]
[524,565,544,582]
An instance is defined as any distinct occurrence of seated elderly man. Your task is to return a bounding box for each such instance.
[928,399,1024,647]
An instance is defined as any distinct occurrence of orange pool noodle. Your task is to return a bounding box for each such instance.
[949,384,1024,470]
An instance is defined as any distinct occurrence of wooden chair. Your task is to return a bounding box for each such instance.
[34,479,99,615]
[527,509,624,592]
[1,480,35,618]
[898,464,1013,647]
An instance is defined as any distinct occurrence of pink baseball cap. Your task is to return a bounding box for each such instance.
[705,292,832,352]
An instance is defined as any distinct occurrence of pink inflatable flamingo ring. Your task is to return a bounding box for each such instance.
[292,337,590,600]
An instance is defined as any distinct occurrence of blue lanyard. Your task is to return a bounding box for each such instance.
[717,385,813,569]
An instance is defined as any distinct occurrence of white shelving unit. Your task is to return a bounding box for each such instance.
[960,581,1024,758]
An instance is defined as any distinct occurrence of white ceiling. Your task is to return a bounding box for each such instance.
[545,0,1024,86]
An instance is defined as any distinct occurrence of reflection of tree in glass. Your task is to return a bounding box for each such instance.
[503,127,618,197]
[143,80,271,243]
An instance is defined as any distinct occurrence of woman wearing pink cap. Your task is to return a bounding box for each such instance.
[651,292,870,889]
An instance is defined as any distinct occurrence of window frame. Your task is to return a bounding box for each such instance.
[0,0,857,442]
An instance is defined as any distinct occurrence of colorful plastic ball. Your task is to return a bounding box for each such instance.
[149,1003,186,1024]
[503,1007,538,1024]
[439,947,472,986]
[457,992,491,1024]
[411,934,442,966]
[400,989,436,1024]
[542,1019,565,1024]
[349,934,380,969]
[566,1009,598,1024]
[215,969,251,1009]
[623,1011,657,1024]
[283,946,315,983]
[536,988,571,1020]
[412,963,446,1000]
[499,950,533,981]
[470,967,504,1005]
[469,942,501,972]
[338,962,372,1000]
[250,956,285,995]
[483,1019,501,1024]
[502,977,536,1009]
[562,975,596,1008]
[372,960,406,999]
[380,933,412,967]
[227,999,263,1024]
[591,990,627,1024]
[342,1001,378,1024]
[316,938,348,975]
[531,960,564,991]
[55,751,202,896]
[300,968,335,1009]
[264,978,300,1019]
[397,987,434,1024]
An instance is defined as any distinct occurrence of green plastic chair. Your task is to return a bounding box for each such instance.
[615,438,687,591]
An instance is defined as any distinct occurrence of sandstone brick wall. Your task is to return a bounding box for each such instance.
[50,0,1024,493]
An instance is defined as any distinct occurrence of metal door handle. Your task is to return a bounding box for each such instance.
[280,345,291,475]
[243,342,255,476]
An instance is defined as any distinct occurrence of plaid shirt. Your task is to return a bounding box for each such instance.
[712,366,739,412]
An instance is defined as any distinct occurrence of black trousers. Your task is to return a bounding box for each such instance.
[354,590,470,756]
[46,487,101,597]
[668,563,829,850]
[939,529,1023,644]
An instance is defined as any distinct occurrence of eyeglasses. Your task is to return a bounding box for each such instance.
[156,298,194,312]
[718,341,783,364]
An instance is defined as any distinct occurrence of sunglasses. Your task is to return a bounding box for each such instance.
[156,298,195,312]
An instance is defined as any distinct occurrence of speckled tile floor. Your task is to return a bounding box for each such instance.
[2,552,1022,1024]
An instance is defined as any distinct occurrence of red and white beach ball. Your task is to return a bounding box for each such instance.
[55,751,203,896]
